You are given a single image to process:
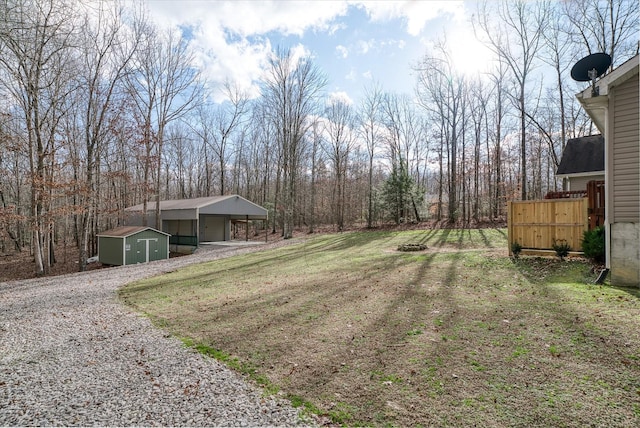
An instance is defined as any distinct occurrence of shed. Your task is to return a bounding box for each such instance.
[97,226,170,266]
[124,195,268,253]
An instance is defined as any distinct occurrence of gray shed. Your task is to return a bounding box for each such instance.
[97,226,170,266]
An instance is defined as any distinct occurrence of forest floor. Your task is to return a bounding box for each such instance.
[0,245,103,283]
[119,228,640,427]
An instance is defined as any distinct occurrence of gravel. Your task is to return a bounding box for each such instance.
[0,241,315,427]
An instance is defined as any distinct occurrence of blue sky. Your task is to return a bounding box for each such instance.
[147,0,492,103]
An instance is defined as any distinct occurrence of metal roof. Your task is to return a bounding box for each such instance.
[97,226,170,238]
[124,195,268,220]
[125,196,235,211]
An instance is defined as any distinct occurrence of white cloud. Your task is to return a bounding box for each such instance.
[148,0,348,37]
[140,0,469,103]
[290,43,312,64]
[145,1,348,101]
[328,91,354,106]
[188,24,271,101]
[362,70,373,80]
[416,22,496,76]
[336,45,349,59]
[353,1,465,36]
[357,39,375,54]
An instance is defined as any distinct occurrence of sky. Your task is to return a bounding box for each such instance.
[146,0,494,104]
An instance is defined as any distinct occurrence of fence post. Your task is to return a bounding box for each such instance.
[583,198,588,246]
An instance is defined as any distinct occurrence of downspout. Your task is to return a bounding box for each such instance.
[604,102,612,270]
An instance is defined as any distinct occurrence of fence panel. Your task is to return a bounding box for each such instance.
[508,198,588,253]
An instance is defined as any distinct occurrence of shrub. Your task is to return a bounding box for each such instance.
[511,241,522,259]
[552,239,571,260]
[582,226,605,263]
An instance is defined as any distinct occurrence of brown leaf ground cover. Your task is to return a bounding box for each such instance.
[0,245,104,282]
[120,229,640,427]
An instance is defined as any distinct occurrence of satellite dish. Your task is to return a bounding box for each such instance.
[571,53,611,96]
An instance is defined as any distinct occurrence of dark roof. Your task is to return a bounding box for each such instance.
[97,226,169,238]
[556,135,604,176]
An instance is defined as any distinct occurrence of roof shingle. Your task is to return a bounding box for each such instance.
[556,135,604,176]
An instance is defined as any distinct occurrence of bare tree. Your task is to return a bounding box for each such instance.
[126,22,203,229]
[195,81,249,196]
[415,41,465,223]
[71,1,140,271]
[563,0,639,67]
[475,0,548,200]
[0,110,26,252]
[358,83,384,228]
[307,118,323,233]
[324,98,356,231]
[261,47,326,239]
[0,0,77,275]
[487,58,509,218]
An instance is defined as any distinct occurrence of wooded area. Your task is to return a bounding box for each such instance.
[0,0,638,275]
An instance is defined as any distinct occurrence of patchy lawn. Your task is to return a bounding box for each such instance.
[120,229,640,427]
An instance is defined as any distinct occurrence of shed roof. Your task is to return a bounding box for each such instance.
[556,135,604,177]
[97,226,170,238]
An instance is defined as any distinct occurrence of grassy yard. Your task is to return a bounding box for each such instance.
[119,229,640,427]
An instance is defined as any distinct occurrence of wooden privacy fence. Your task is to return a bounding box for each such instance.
[508,198,588,254]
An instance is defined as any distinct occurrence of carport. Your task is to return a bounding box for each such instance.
[124,195,268,253]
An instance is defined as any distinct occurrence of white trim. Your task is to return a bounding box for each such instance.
[556,171,605,179]
[604,94,612,269]
[578,55,640,99]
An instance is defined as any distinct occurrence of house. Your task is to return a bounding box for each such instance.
[124,195,268,253]
[576,54,639,287]
[556,135,605,191]
[97,226,170,266]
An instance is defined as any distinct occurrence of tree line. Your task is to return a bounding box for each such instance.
[0,0,637,275]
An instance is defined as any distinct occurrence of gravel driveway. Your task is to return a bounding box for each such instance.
[0,241,312,426]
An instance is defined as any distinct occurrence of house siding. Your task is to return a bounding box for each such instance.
[611,73,639,223]
[609,70,639,287]
[568,175,604,192]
